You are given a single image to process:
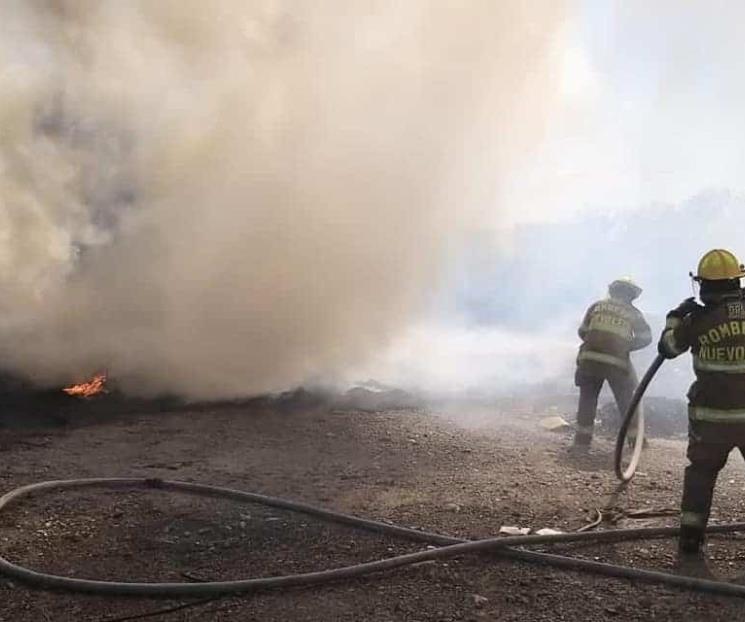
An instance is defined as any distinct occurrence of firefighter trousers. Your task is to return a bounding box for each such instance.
[681,420,745,534]
[575,364,637,444]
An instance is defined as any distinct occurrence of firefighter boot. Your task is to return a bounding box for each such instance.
[570,426,593,453]
[678,525,705,558]
[676,526,712,577]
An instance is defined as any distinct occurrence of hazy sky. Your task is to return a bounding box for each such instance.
[502,1,745,225]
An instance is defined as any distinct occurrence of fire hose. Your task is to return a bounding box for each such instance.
[614,354,666,482]
[4,478,745,599]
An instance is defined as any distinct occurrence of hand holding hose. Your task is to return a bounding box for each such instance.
[668,297,700,319]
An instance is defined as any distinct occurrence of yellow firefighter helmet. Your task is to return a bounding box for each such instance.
[693,249,745,281]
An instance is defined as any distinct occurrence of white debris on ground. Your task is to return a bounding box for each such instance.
[540,416,572,432]
[499,526,531,536]
[535,528,564,536]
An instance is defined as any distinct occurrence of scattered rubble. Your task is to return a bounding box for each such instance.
[334,381,424,412]
[598,396,687,439]
[499,526,531,536]
[535,528,564,536]
[540,416,572,432]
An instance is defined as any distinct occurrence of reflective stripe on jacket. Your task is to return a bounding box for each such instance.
[689,405,745,423]
[576,350,629,370]
[577,297,651,374]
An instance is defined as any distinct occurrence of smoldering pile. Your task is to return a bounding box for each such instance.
[597,397,688,439]
[0,369,424,430]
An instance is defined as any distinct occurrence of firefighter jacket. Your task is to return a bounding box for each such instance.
[577,297,652,373]
[659,295,745,421]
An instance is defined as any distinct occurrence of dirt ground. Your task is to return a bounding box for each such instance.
[2,398,745,621]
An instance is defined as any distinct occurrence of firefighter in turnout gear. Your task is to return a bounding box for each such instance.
[658,249,745,558]
[573,278,652,449]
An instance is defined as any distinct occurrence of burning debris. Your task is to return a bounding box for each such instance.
[63,372,108,399]
[0,369,182,430]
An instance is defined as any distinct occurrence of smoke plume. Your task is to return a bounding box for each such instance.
[0,1,566,398]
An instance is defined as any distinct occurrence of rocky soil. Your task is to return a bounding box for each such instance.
[2,396,745,621]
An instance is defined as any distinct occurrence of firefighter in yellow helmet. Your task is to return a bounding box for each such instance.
[573,277,652,449]
[658,249,745,559]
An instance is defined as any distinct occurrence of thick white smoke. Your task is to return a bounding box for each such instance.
[0,1,566,398]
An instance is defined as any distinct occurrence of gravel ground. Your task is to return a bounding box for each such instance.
[2,399,745,621]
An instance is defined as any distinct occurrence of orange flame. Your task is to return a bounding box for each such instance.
[63,372,108,398]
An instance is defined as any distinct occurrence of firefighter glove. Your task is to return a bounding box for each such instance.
[668,297,699,319]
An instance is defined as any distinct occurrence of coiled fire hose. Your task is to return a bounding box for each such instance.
[4,478,745,598]
[614,354,665,482]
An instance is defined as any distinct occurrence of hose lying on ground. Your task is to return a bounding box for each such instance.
[615,354,665,482]
[2,478,745,598]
